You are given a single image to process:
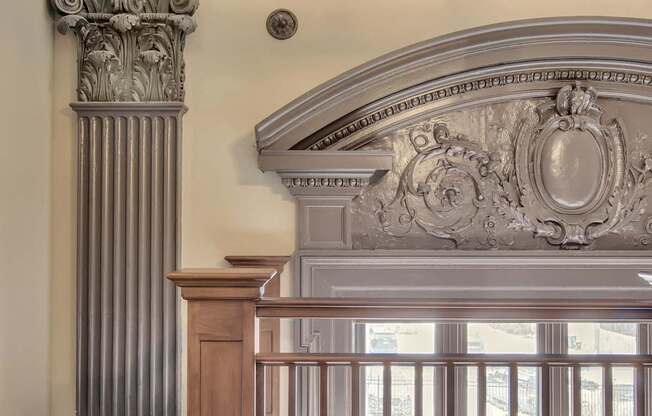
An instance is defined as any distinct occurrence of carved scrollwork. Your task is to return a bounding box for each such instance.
[51,0,199,15]
[50,0,84,15]
[57,14,195,102]
[496,84,652,248]
[372,85,652,249]
[376,123,492,247]
[170,0,200,15]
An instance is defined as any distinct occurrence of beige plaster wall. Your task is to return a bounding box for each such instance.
[50,1,652,415]
[0,2,53,416]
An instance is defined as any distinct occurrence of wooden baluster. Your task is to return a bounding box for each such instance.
[351,363,360,416]
[383,363,392,416]
[446,363,455,416]
[509,364,518,416]
[320,363,328,416]
[635,365,645,416]
[288,364,296,416]
[540,364,550,416]
[604,364,613,416]
[572,365,582,416]
[256,363,266,416]
[477,364,486,416]
[415,363,423,416]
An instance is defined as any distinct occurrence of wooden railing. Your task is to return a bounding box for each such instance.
[168,264,652,416]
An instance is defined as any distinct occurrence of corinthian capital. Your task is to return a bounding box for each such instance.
[50,0,199,15]
[51,1,197,102]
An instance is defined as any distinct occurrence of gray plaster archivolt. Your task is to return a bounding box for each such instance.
[255,18,652,251]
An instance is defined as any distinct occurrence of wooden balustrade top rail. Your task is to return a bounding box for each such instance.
[167,265,652,416]
[255,352,652,365]
[256,297,652,320]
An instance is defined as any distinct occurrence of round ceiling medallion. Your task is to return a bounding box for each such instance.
[267,9,298,40]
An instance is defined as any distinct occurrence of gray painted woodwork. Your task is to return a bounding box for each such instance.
[256,17,652,151]
[73,103,184,416]
[255,17,652,414]
[50,2,196,415]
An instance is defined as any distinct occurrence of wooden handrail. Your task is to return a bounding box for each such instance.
[255,352,652,365]
[256,297,652,320]
[169,262,652,416]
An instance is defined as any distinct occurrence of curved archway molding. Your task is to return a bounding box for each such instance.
[257,17,652,253]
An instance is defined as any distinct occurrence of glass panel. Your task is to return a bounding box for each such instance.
[518,367,538,416]
[392,366,415,416]
[487,367,510,416]
[365,323,435,354]
[467,324,537,415]
[580,367,604,416]
[567,323,637,355]
[568,323,637,415]
[467,323,537,354]
[363,324,435,416]
[467,367,478,416]
[365,366,384,416]
[613,367,634,416]
[422,366,435,416]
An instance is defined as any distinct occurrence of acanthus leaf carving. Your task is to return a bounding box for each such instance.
[373,85,652,249]
[58,13,195,102]
[375,123,492,248]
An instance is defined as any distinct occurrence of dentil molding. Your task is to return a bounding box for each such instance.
[51,0,197,102]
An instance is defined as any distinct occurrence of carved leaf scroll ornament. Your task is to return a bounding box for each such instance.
[51,0,199,15]
[376,123,493,247]
[499,84,652,248]
[57,13,196,102]
[376,84,652,249]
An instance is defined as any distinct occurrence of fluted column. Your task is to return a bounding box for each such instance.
[50,2,197,415]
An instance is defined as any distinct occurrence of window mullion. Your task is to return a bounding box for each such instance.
[434,323,467,416]
[538,323,569,416]
[638,324,652,416]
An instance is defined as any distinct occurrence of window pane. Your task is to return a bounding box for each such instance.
[568,323,637,354]
[467,324,537,415]
[568,324,637,416]
[364,324,435,416]
[365,323,435,354]
[580,367,604,416]
[487,367,510,416]
[365,366,384,416]
[467,323,537,354]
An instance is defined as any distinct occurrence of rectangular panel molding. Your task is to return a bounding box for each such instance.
[73,103,185,416]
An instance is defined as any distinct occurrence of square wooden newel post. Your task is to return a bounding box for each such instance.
[168,268,279,416]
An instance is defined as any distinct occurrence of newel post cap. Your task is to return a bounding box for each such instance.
[167,268,279,300]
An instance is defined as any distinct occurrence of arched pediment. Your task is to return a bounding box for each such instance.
[257,17,652,152]
[257,17,652,251]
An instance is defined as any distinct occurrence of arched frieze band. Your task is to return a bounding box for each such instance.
[256,17,652,152]
[356,85,652,250]
[298,65,652,151]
